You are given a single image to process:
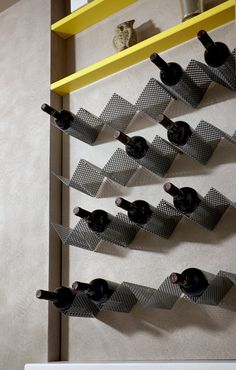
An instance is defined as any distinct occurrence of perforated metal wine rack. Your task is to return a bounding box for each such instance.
[117,200,183,239]
[165,187,236,230]
[168,120,236,165]
[61,270,236,317]
[53,186,234,253]
[55,49,235,147]
[194,49,236,92]
[52,202,180,251]
[52,136,180,195]
[53,115,236,196]
[52,212,139,252]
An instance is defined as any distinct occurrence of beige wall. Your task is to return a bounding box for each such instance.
[0,0,61,368]
[62,0,236,362]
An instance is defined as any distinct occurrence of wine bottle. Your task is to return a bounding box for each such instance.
[115,197,153,225]
[41,103,74,130]
[72,278,117,305]
[150,53,185,86]
[73,207,111,233]
[158,114,192,146]
[170,267,208,297]
[163,182,201,214]
[197,30,231,68]
[150,52,203,107]
[113,130,149,160]
[36,286,76,310]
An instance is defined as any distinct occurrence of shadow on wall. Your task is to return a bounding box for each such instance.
[97,292,236,337]
[204,0,228,10]
[0,0,20,13]
[135,20,161,43]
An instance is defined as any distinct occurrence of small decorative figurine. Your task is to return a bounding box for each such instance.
[113,19,137,52]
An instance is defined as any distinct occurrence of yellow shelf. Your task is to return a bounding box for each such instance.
[51,0,235,96]
[52,0,137,39]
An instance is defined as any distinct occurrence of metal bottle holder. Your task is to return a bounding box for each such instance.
[194,49,236,91]
[56,85,172,145]
[56,49,236,147]
[116,199,183,239]
[157,59,212,108]
[52,212,139,252]
[53,118,236,196]
[52,203,183,250]
[166,119,236,165]
[101,137,179,185]
[60,108,105,145]
[52,135,179,196]
[183,270,236,306]
[52,187,235,250]
[52,160,110,198]
[134,77,172,120]
[99,93,137,132]
[60,270,236,317]
[165,187,236,230]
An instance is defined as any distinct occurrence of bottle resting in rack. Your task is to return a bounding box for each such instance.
[72,278,117,305]
[115,197,153,225]
[113,131,149,160]
[36,286,76,311]
[41,103,74,130]
[73,207,111,233]
[158,114,192,146]
[150,53,187,86]
[197,30,231,68]
[163,182,201,214]
[170,267,208,297]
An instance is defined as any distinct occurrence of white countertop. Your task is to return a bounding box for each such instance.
[25,361,236,370]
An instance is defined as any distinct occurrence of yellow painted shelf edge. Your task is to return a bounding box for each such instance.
[51,0,235,96]
[51,0,137,39]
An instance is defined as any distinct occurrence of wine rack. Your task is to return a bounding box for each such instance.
[54,49,235,150]
[61,270,236,318]
[165,187,235,230]
[198,49,236,91]
[53,198,182,250]
[52,185,234,253]
[53,115,236,197]
[47,4,236,361]
[52,136,178,195]
[166,120,236,165]
[157,59,212,107]
[117,199,182,239]
[52,212,139,251]
[57,108,104,145]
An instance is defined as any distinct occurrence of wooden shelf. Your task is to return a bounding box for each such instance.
[51,0,235,96]
[51,0,137,39]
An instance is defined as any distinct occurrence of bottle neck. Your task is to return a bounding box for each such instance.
[73,207,92,219]
[36,289,58,303]
[170,273,188,286]
[72,281,92,292]
[163,183,184,197]
[113,131,131,145]
[158,114,175,129]
[197,30,216,51]
[150,53,170,72]
[41,103,61,120]
[115,197,132,211]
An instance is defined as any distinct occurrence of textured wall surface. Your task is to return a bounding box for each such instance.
[0,0,53,368]
[61,0,236,361]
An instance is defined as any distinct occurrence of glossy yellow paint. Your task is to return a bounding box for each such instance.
[51,0,137,39]
[51,0,235,96]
